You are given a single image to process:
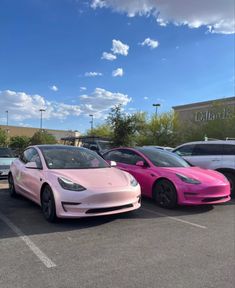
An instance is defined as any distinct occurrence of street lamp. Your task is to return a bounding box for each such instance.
[5,110,8,127]
[152,103,161,117]
[89,114,94,133]
[39,109,46,129]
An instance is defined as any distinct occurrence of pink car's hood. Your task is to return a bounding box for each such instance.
[157,167,227,184]
[48,167,130,189]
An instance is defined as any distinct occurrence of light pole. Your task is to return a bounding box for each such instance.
[152,103,161,117]
[89,114,94,134]
[5,110,8,127]
[39,109,46,129]
[5,110,9,147]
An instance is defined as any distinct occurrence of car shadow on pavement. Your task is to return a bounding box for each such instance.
[0,185,217,240]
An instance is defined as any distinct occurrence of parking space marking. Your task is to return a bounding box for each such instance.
[0,211,56,268]
[141,208,207,229]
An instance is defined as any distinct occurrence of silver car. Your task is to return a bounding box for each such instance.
[173,140,235,196]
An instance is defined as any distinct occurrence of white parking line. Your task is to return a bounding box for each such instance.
[0,211,56,268]
[142,207,207,229]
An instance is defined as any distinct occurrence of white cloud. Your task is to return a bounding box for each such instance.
[101,52,117,61]
[0,90,81,122]
[112,68,124,77]
[49,85,58,91]
[144,96,148,100]
[0,87,131,123]
[85,72,103,77]
[91,0,235,34]
[80,86,87,91]
[80,87,131,118]
[140,38,159,49]
[111,39,129,56]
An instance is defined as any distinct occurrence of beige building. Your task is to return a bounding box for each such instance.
[0,125,80,142]
[173,97,235,124]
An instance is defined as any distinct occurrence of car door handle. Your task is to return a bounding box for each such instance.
[212,159,220,162]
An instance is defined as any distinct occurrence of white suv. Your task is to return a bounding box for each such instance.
[173,141,235,197]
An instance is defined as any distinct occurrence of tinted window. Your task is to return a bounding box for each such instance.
[104,149,145,165]
[193,144,222,156]
[39,146,109,169]
[103,150,123,162]
[137,148,190,168]
[118,150,145,165]
[20,148,37,163]
[0,148,14,158]
[223,144,235,155]
[174,145,195,156]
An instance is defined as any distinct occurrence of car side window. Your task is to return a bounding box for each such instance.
[118,150,146,165]
[175,145,195,156]
[103,150,123,162]
[20,148,42,168]
[223,144,235,155]
[193,144,222,156]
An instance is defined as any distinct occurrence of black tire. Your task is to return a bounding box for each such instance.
[8,173,17,197]
[41,185,57,222]
[223,172,235,198]
[153,179,178,209]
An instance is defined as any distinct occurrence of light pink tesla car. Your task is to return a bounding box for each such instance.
[8,145,141,222]
[103,147,231,208]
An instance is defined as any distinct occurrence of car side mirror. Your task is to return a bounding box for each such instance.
[110,161,117,167]
[136,161,146,168]
[25,162,40,169]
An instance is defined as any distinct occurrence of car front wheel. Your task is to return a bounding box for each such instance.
[8,173,17,197]
[153,179,178,209]
[223,172,235,198]
[41,185,57,222]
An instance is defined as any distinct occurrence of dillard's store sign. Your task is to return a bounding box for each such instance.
[194,106,235,122]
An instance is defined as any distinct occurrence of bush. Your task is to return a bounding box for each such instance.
[30,130,57,145]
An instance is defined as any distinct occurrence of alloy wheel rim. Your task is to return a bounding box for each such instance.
[42,189,52,218]
[158,183,172,205]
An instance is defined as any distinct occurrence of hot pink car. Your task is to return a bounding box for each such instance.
[103,147,231,208]
[8,145,141,222]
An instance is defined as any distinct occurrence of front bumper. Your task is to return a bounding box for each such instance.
[178,183,231,205]
[53,186,141,218]
[0,168,10,179]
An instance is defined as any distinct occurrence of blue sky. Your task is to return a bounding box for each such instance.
[0,0,234,133]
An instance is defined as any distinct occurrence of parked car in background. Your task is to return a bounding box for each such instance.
[173,141,235,196]
[61,136,112,156]
[0,148,16,179]
[103,147,230,208]
[81,138,112,156]
[144,145,173,152]
[9,145,141,222]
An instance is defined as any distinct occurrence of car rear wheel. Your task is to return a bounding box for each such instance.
[41,185,57,222]
[8,173,17,197]
[153,179,178,209]
[223,172,235,198]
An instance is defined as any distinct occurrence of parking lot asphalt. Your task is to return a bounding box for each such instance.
[0,180,234,288]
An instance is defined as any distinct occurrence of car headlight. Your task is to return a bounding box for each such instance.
[58,177,86,191]
[129,174,138,187]
[176,173,201,185]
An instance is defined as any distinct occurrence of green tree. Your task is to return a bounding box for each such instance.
[30,130,57,145]
[86,124,113,138]
[9,136,31,151]
[135,111,179,147]
[108,105,137,147]
[0,128,8,147]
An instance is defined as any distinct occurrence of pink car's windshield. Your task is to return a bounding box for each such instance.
[39,146,110,169]
[136,147,190,168]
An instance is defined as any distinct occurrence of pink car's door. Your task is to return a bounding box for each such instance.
[17,148,43,203]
